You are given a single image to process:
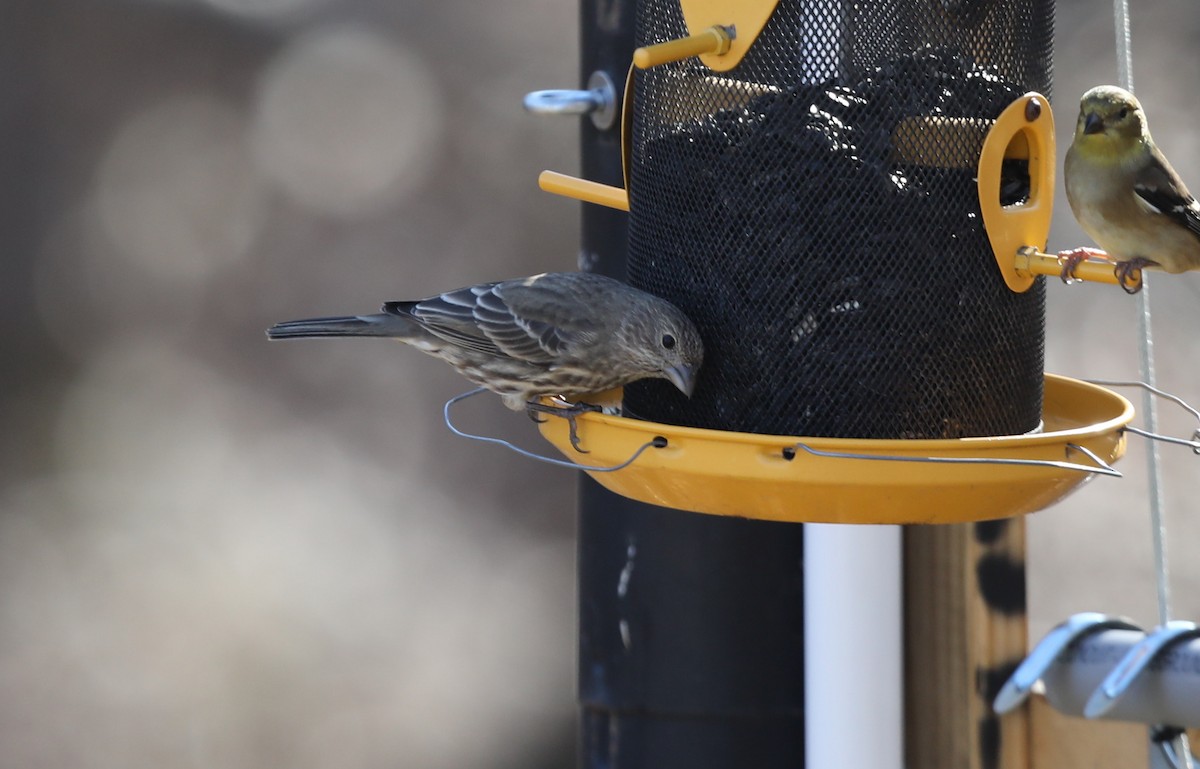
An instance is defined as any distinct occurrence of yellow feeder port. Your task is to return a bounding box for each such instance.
[978,92,1141,293]
[537,374,1133,525]
[632,0,781,72]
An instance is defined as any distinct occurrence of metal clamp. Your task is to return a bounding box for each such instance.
[993,612,1141,713]
[1085,620,1200,718]
[523,70,617,130]
[996,613,1200,769]
[442,388,663,472]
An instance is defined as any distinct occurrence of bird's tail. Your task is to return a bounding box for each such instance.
[266,313,417,340]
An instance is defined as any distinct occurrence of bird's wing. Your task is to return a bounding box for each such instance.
[383,285,506,357]
[482,278,604,362]
[385,279,603,363]
[1133,149,1200,240]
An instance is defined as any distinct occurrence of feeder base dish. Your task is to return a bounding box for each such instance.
[537,374,1133,524]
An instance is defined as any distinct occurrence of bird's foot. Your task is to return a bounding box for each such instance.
[525,400,603,453]
[1056,247,1109,284]
[1114,258,1153,294]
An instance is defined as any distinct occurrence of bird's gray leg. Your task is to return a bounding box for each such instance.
[1114,258,1154,294]
[525,400,603,453]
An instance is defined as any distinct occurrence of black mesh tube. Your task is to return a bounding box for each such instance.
[625,0,1053,439]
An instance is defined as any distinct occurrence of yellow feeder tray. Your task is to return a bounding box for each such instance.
[537,374,1133,524]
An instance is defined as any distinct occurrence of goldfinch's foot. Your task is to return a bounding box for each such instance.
[1056,247,1108,284]
[1114,258,1152,294]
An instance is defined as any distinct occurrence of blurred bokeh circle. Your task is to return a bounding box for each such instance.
[94,93,268,287]
[252,25,444,218]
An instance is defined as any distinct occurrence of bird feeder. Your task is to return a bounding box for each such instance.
[537,0,1135,524]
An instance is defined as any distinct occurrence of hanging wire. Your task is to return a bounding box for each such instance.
[442,388,665,472]
[1113,0,1172,633]
[1111,3,1193,766]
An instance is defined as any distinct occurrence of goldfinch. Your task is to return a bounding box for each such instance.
[1060,85,1200,293]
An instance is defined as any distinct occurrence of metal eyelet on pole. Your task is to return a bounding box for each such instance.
[523,70,618,130]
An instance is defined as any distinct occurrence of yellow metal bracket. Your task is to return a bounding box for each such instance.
[634,25,733,69]
[633,0,781,72]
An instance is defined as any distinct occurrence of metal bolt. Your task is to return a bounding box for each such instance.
[1025,97,1042,121]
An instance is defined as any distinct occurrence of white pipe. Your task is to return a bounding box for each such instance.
[804,524,904,769]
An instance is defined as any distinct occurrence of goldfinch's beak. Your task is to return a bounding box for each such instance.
[664,364,697,398]
[1083,111,1104,135]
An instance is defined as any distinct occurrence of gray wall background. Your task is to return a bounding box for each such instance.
[1,0,1197,766]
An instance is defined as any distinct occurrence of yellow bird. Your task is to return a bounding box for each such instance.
[1060,85,1200,293]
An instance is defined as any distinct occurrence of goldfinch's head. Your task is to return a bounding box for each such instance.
[1074,85,1149,148]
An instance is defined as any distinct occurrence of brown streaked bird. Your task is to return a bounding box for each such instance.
[1060,85,1200,293]
[267,271,703,451]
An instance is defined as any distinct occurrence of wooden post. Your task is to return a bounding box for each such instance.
[905,519,1030,769]
[1028,699,1143,767]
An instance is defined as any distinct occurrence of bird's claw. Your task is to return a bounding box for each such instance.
[1114,259,1149,294]
[525,400,603,453]
[1056,247,1107,284]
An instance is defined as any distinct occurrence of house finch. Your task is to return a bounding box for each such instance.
[267,271,704,451]
[1060,85,1200,293]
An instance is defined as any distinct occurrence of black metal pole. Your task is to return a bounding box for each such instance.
[577,3,806,766]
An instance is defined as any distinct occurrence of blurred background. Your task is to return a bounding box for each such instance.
[1,0,1198,766]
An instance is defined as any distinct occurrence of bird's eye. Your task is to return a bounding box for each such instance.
[1118,108,1129,119]
[661,333,677,350]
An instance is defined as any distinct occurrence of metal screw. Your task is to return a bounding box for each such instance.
[1025,97,1042,121]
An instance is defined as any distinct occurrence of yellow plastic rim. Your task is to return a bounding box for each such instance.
[537,374,1133,524]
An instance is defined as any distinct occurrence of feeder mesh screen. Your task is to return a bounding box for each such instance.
[625,0,1053,439]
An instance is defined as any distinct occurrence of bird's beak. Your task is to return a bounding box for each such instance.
[1082,111,1104,135]
[663,364,697,398]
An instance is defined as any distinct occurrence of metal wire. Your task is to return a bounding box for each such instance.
[1113,0,1172,635]
[1088,380,1200,453]
[1088,379,1200,423]
[1125,426,1200,453]
[792,442,1121,476]
[1112,1,1192,763]
[442,388,665,472]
